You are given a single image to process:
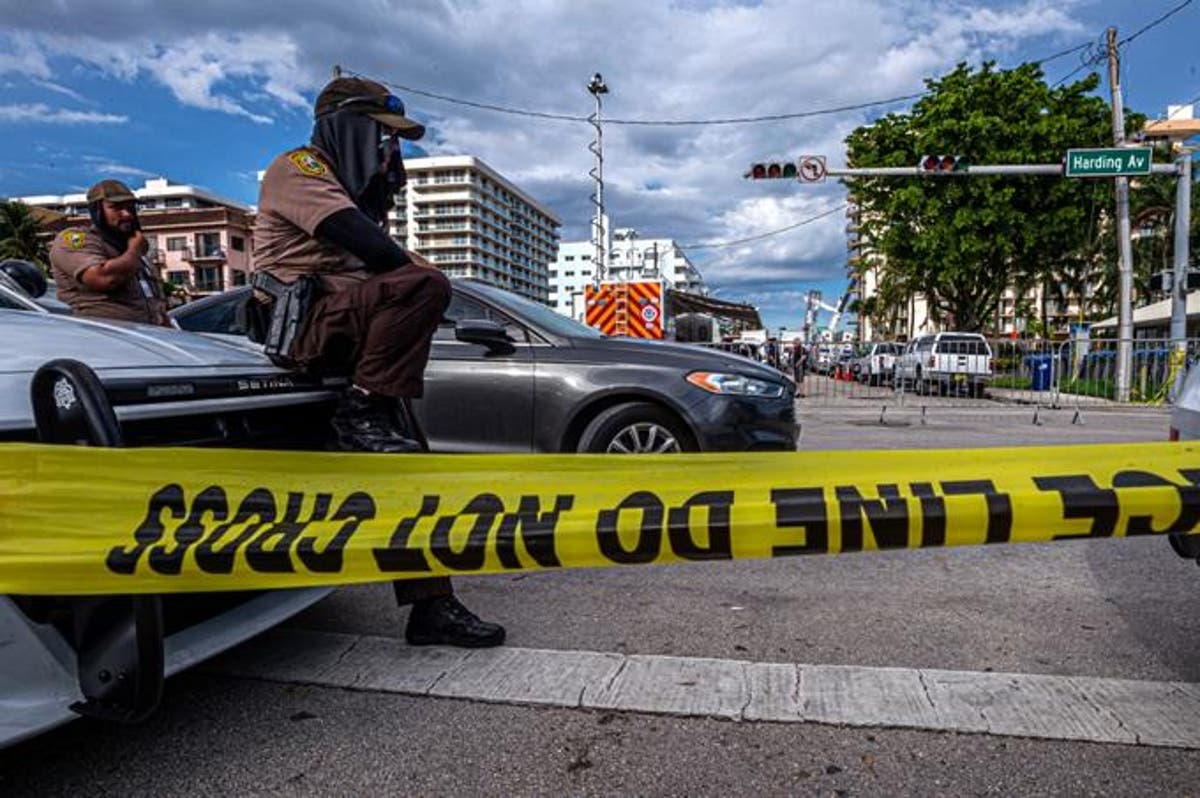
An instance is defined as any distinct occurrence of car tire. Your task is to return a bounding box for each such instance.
[577,402,697,454]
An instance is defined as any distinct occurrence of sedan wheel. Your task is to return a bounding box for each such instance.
[606,421,681,453]
[577,401,697,453]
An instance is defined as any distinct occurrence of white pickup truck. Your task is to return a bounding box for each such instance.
[894,332,993,396]
[855,342,903,386]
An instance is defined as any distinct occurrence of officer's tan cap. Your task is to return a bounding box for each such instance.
[85,179,137,204]
[314,77,425,140]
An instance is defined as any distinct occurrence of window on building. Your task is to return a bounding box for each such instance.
[193,265,223,293]
[230,270,248,286]
[549,270,558,278]
[230,235,246,252]
[166,236,188,252]
[167,270,189,285]
[581,255,591,261]
[195,232,222,258]
[564,255,574,261]
[165,198,184,208]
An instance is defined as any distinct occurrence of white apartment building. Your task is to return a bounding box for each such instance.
[386,156,560,303]
[548,228,707,321]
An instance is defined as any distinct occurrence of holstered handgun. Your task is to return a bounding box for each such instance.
[248,271,322,368]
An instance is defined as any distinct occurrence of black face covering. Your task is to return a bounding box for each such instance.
[88,202,138,253]
[311,110,405,223]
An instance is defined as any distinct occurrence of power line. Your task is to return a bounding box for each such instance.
[1118,0,1194,45]
[679,205,847,251]
[375,76,924,127]
[358,38,1095,129]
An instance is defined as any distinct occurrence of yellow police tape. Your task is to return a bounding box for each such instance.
[1,441,1197,595]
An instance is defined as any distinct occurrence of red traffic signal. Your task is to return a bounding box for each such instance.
[919,154,968,172]
[747,161,799,180]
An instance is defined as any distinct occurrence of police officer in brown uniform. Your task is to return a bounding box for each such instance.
[48,179,169,325]
[254,76,504,648]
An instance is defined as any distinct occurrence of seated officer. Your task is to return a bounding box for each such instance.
[253,76,504,648]
[48,179,169,325]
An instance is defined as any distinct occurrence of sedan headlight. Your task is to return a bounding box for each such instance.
[686,371,786,398]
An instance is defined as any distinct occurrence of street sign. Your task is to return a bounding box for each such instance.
[1064,147,1153,178]
[798,155,826,182]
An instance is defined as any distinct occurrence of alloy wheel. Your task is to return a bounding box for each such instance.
[605,422,682,454]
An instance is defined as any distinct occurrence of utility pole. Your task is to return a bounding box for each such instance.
[1106,27,1135,403]
[1172,146,1193,358]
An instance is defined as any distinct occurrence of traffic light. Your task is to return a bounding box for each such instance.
[747,161,798,180]
[1151,271,1200,292]
[919,154,969,173]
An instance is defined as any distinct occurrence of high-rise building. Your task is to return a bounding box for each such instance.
[16,178,254,296]
[386,155,561,303]
[548,228,706,321]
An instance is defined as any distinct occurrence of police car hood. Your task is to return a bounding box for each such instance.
[0,310,280,375]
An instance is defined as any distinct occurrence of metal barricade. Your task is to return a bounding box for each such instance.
[1052,337,1197,410]
[694,336,1195,416]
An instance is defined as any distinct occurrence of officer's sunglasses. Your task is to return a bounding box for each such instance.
[333,93,407,116]
[379,131,401,164]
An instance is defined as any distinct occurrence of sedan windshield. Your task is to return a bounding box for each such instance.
[466,281,604,339]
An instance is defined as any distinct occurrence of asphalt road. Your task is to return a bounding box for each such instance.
[3,403,1196,796]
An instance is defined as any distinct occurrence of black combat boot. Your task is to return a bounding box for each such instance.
[330,387,423,453]
[405,595,506,648]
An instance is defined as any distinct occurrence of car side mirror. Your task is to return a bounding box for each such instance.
[455,318,515,353]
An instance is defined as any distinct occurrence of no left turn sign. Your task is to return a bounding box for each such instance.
[799,156,826,182]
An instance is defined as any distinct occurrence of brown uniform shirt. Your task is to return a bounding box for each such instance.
[48,225,169,325]
[253,146,367,291]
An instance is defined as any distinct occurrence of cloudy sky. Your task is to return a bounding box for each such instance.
[1,0,1198,329]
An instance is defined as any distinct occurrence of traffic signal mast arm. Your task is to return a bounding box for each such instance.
[823,163,1179,177]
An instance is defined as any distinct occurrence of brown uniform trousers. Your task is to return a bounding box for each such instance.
[295,265,452,400]
[293,265,453,604]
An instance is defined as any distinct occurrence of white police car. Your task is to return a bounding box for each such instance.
[0,263,341,747]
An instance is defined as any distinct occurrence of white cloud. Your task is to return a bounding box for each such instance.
[32,78,88,102]
[0,103,127,124]
[0,0,1091,311]
[80,156,157,178]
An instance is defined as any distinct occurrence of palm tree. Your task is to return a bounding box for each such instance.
[0,200,50,266]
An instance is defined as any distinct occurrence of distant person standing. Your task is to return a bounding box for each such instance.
[48,180,169,325]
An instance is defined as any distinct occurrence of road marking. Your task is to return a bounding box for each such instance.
[206,629,1200,749]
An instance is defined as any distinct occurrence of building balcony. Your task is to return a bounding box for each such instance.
[184,247,227,263]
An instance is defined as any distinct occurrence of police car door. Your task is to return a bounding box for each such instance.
[416,291,535,452]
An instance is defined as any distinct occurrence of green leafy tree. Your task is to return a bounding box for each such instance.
[0,200,50,266]
[845,62,1141,333]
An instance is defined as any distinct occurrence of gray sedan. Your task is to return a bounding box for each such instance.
[172,280,799,454]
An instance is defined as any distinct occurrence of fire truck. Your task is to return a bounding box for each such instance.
[584,280,763,342]
[585,280,667,339]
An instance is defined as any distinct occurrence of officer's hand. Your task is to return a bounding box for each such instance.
[128,231,149,255]
[409,251,435,269]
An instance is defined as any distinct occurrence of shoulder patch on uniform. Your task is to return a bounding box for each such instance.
[61,230,87,250]
[287,150,329,178]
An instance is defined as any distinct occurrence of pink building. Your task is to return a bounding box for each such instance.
[20,178,254,297]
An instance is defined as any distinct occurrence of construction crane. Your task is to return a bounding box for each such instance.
[802,276,858,343]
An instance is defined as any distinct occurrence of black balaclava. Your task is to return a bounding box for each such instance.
[88,201,138,253]
[311,109,405,223]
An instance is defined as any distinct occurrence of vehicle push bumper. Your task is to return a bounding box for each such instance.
[1,359,331,748]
